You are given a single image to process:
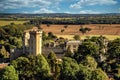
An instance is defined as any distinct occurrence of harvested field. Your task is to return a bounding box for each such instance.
[41,24,120,35]
[41,24,120,40]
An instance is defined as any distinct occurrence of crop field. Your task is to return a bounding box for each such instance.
[41,24,120,40]
[0,20,28,26]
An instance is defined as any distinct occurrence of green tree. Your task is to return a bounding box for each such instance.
[42,31,47,41]
[48,51,57,72]
[0,46,9,58]
[1,65,19,80]
[47,23,50,27]
[12,37,22,48]
[81,56,98,70]
[90,36,108,54]
[11,55,51,80]
[106,39,120,79]
[76,56,98,80]
[34,55,51,80]
[0,23,33,53]
[64,25,68,28]
[74,42,99,62]
[77,64,108,80]
[61,29,64,33]
[11,57,31,80]
[114,65,120,79]
[48,32,57,40]
[60,57,79,80]
[85,27,91,32]
[54,63,61,80]
[10,22,15,25]
[79,27,86,34]
[107,38,120,59]
[76,64,92,80]
[73,35,80,40]
[91,68,109,80]
[79,27,91,35]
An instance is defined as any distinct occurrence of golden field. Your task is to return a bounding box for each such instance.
[41,24,120,40]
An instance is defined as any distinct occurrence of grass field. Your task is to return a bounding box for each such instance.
[56,34,120,40]
[0,20,28,26]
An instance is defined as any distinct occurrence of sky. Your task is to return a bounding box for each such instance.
[0,0,120,14]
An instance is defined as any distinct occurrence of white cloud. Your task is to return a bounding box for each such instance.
[64,10,101,14]
[33,8,54,13]
[0,0,62,10]
[64,11,72,14]
[70,0,117,9]
[79,10,101,14]
[22,8,54,14]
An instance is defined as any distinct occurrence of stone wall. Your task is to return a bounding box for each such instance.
[10,48,23,60]
[42,47,65,54]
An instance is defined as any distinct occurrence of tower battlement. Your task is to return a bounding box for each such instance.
[23,27,42,56]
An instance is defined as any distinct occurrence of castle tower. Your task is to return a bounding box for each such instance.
[29,30,42,55]
[23,32,30,54]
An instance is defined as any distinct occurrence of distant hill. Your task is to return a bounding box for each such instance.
[0,13,120,18]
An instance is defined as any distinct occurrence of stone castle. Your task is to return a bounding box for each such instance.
[10,27,42,60]
[10,27,82,60]
[23,28,42,55]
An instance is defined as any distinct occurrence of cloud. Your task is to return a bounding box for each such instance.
[33,8,54,13]
[70,0,117,9]
[0,0,62,10]
[22,8,54,13]
[79,10,101,14]
[64,10,101,14]
[64,11,72,14]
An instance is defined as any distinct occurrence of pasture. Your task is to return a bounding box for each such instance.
[0,20,28,26]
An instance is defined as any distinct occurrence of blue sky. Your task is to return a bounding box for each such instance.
[0,0,120,14]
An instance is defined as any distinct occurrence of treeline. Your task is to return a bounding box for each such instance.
[29,17,120,25]
[1,13,120,24]
[0,13,120,18]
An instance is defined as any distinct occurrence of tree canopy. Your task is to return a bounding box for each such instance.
[11,55,50,80]
[91,68,109,80]
[60,57,79,80]
[1,65,18,80]
[74,42,99,62]
[107,38,120,59]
